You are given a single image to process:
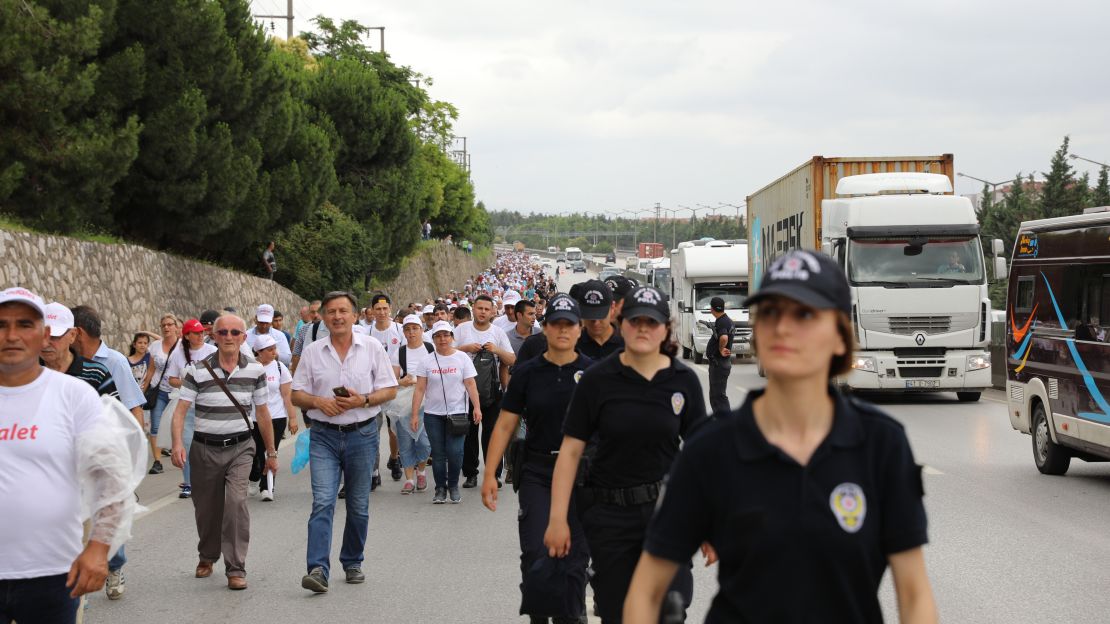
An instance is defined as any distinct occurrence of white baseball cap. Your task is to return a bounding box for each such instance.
[256,303,274,323]
[0,287,46,318]
[44,302,74,337]
[422,305,435,314]
[430,320,454,336]
[402,314,423,327]
[503,291,522,306]
[253,333,277,351]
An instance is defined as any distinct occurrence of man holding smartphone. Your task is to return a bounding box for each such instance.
[291,291,398,593]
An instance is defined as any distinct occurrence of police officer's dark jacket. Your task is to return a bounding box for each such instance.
[501,352,592,455]
[563,351,706,489]
[643,387,927,623]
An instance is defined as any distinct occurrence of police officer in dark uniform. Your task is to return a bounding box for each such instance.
[546,285,707,624]
[624,250,937,623]
[706,296,734,415]
[515,280,624,366]
[481,293,591,624]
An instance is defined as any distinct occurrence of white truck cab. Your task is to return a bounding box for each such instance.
[669,240,751,363]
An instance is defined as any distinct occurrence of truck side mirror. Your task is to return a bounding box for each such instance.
[993,257,1008,280]
[992,239,1004,257]
[821,241,833,256]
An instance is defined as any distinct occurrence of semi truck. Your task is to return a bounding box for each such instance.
[746,155,1000,400]
[669,239,751,363]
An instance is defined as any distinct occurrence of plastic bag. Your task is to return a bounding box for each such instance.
[291,429,311,474]
[77,396,148,557]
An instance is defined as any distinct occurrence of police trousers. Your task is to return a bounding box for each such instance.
[707,357,732,416]
[579,497,693,623]
[518,462,590,619]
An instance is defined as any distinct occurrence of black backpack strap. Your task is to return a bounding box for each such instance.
[311,320,320,342]
[399,346,407,377]
[423,342,434,353]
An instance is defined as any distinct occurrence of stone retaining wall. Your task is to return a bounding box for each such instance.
[373,242,489,308]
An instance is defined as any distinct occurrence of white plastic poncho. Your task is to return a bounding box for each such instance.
[388,385,424,439]
[77,396,148,556]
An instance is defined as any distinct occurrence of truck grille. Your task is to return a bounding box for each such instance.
[887,316,952,335]
[898,366,944,378]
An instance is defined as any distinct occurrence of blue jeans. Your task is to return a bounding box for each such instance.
[108,544,126,571]
[306,420,378,577]
[149,389,170,435]
[0,574,78,624]
[396,410,431,468]
[424,413,466,489]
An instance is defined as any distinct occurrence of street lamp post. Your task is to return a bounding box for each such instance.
[956,172,1019,208]
[1070,154,1110,168]
[718,202,745,238]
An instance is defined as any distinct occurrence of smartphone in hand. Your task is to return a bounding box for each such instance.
[332,387,350,398]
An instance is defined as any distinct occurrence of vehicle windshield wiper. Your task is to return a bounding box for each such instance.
[917,277,976,284]
[853,280,910,288]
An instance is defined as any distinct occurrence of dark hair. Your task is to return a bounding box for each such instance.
[433,303,449,313]
[616,315,678,357]
[70,305,102,338]
[370,293,391,306]
[750,307,855,379]
[321,290,358,310]
[473,294,495,306]
[273,310,283,320]
[128,333,150,356]
[514,300,535,315]
[453,306,472,321]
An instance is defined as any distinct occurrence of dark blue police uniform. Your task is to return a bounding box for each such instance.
[563,351,707,623]
[644,387,927,623]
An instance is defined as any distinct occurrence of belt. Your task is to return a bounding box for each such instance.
[590,480,663,507]
[192,430,252,448]
[312,417,375,433]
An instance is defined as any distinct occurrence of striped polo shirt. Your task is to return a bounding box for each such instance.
[63,351,119,399]
[179,352,268,436]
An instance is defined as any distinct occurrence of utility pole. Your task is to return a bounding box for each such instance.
[654,202,660,244]
[254,0,294,39]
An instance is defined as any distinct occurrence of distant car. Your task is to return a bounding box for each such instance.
[605,252,616,263]
[542,259,553,268]
[556,254,566,263]
[530,254,541,263]
[571,260,587,273]
[598,267,621,281]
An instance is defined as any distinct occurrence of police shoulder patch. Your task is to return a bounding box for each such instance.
[829,482,867,533]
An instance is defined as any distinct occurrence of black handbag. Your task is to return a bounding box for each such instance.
[434,351,471,436]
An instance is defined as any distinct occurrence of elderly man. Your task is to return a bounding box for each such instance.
[246,304,291,365]
[170,315,278,591]
[292,291,397,593]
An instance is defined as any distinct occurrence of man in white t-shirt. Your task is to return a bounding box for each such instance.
[452,295,516,489]
[0,287,128,623]
[491,291,521,333]
[246,304,292,366]
[422,303,451,343]
[367,293,404,487]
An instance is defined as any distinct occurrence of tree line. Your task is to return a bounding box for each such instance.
[490,210,746,254]
[0,2,490,298]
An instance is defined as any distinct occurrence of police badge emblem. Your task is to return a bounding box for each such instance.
[574,370,584,384]
[671,392,684,415]
[829,483,867,533]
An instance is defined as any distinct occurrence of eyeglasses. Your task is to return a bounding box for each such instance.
[215,329,244,337]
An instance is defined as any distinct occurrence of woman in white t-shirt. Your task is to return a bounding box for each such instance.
[389,315,433,494]
[166,318,217,499]
[411,321,481,504]
[249,334,297,501]
[147,314,180,472]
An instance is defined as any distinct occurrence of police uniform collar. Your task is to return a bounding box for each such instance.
[612,349,676,382]
[732,386,864,462]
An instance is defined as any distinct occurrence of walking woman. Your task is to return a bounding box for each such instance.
[410,320,482,504]
[391,314,433,494]
[482,294,592,624]
[147,314,180,474]
[128,332,156,391]
[545,286,707,623]
[624,250,937,623]
[166,318,217,499]
[250,334,298,501]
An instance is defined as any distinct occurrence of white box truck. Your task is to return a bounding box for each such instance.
[747,155,1000,400]
[669,239,751,363]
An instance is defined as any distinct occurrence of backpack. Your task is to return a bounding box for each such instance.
[473,348,501,405]
[399,342,434,377]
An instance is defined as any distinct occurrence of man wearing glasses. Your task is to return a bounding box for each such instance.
[170,314,278,591]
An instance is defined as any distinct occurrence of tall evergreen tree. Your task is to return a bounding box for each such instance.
[1094,166,1110,208]
[1038,136,1086,219]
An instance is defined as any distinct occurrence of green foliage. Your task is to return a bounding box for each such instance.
[1039,136,1088,220]
[490,210,745,252]
[274,202,371,298]
[1094,167,1110,208]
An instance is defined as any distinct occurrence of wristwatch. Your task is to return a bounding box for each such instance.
[266,450,278,458]
[363,394,372,408]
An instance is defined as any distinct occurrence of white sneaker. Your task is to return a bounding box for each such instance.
[248,481,260,497]
[105,569,124,600]
[260,489,274,502]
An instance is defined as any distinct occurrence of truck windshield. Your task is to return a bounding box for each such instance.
[848,236,984,286]
[695,286,746,311]
[565,250,582,261]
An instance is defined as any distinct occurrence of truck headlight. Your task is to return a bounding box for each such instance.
[966,354,991,371]
[852,356,877,373]
[696,324,712,336]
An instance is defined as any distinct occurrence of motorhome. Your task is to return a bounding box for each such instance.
[1005,208,1110,475]
[669,240,750,363]
[564,247,583,263]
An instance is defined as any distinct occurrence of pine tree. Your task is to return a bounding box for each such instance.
[1038,136,1086,219]
[1093,166,1110,208]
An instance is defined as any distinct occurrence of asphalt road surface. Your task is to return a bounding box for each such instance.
[85,263,1110,623]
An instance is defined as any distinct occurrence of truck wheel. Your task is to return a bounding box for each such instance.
[681,345,691,360]
[1032,402,1070,475]
[694,348,704,365]
[956,392,981,402]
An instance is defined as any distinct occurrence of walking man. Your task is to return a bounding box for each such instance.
[262,241,277,279]
[292,291,397,593]
[706,296,734,415]
[246,304,291,366]
[170,314,278,590]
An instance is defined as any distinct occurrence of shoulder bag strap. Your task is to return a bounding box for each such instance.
[202,359,254,431]
[433,351,451,413]
[399,346,408,378]
[153,338,178,390]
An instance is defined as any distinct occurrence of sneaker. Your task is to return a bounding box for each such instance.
[415,473,428,492]
[449,486,461,504]
[338,485,346,499]
[344,567,365,584]
[387,457,402,481]
[371,471,381,491]
[462,475,478,488]
[261,489,274,502]
[148,461,163,475]
[301,567,328,593]
[401,481,415,495]
[179,485,191,499]
[432,488,447,504]
[161,448,171,457]
[105,569,124,600]
[248,481,260,497]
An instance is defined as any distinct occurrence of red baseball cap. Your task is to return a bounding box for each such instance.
[182,319,205,334]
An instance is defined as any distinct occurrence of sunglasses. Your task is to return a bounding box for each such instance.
[215,329,244,337]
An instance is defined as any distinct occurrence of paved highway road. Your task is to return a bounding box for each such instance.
[86,263,1110,623]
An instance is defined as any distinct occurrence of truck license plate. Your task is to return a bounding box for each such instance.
[905,380,940,389]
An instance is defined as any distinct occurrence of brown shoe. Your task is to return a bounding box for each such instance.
[195,561,213,578]
[227,576,247,590]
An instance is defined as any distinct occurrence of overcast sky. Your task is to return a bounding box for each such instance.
[254,0,1110,215]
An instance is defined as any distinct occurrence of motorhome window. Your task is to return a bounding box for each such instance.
[847,236,985,286]
[694,286,747,311]
[1051,264,1110,340]
[1015,276,1035,313]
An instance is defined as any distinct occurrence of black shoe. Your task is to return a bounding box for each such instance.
[371,472,381,491]
[160,448,171,457]
[462,476,478,488]
[387,457,402,481]
[148,461,164,475]
[344,567,365,584]
[301,567,328,593]
[337,486,346,499]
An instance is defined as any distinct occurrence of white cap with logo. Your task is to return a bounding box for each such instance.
[430,320,454,336]
[0,287,46,318]
[402,314,423,327]
[44,302,74,337]
[253,333,277,351]
[256,303,275,323]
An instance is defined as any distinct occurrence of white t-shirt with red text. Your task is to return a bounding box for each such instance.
[411,350,476,415]
[262,360,293,421]
[0,368,103,579]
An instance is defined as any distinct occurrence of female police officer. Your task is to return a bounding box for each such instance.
[545,285,707,623]
[482,293,592,624]
[624,250,937,623]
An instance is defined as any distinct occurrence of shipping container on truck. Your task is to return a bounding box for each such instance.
[638,242,665,259]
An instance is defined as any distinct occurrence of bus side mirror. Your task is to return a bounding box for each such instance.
[993,257,1008,280]
[992,239,1004,257]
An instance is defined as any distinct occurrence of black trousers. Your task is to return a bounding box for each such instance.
[579,499,693,623]
[463,396,502,479]
[707,358,732,416]
[249,417,287,489]
[518,463,590,619]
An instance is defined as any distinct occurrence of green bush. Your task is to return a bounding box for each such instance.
[275,202,371,299]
